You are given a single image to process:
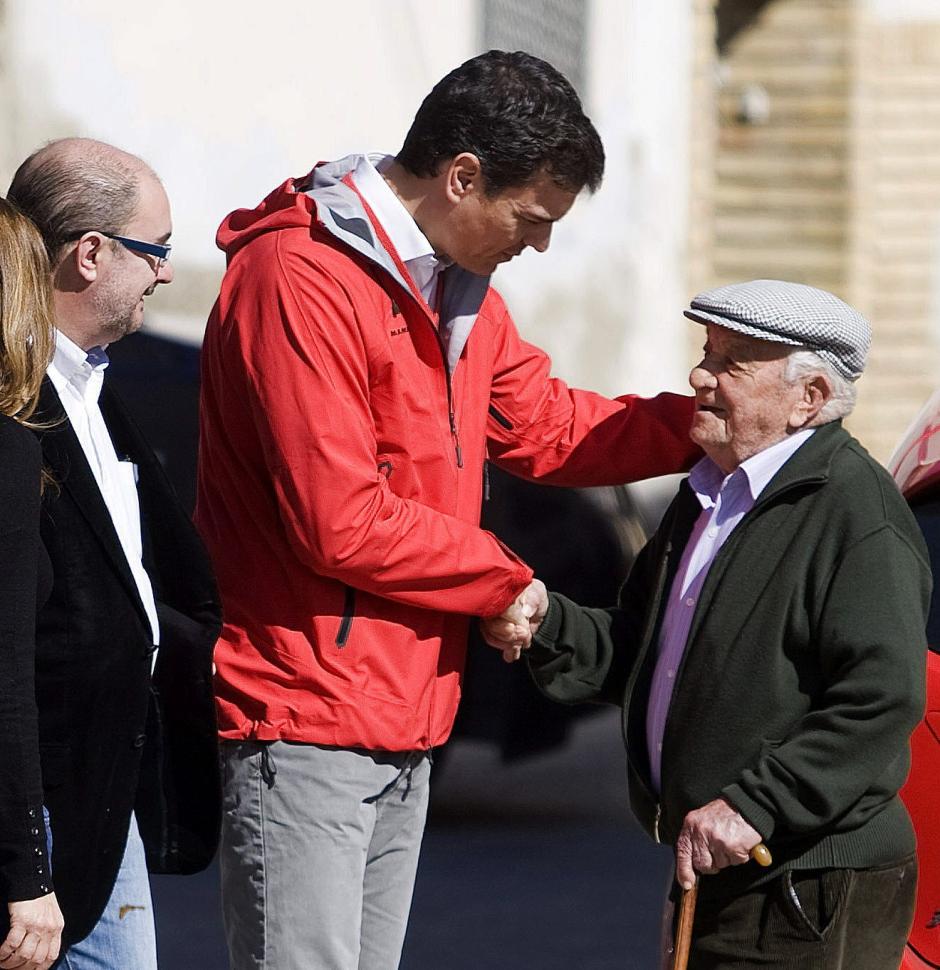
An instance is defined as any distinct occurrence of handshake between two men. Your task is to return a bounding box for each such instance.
[480,579,549,663]
[477,576,763,895]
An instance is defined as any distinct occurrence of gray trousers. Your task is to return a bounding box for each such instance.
[220,740,431,970]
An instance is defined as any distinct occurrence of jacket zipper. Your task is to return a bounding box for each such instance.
[422,303,463,469]
[383,269,464,470]
[336,586,356,647]
[448,408,463,468]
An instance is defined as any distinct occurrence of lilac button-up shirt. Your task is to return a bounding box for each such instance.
[645,428,815,793]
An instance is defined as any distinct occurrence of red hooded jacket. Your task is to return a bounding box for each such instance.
[195,156,697,751]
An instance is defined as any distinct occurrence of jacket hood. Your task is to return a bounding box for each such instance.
[217,155,366,260]
[216,155,491,372]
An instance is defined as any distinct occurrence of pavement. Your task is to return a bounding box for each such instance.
[151,709,674,969]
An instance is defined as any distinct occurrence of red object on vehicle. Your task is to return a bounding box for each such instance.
[899,652,940,970]
[891,396,940,970]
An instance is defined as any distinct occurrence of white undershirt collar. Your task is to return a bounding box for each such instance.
[351,154,445,306]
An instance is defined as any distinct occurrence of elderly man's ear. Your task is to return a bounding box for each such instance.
[789,374,832,430]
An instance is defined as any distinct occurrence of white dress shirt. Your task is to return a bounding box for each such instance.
[645,428,815,792]
[47,330,160,653]
[350,154,446,308]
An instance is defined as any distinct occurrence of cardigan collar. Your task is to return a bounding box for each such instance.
[677,419,849,510]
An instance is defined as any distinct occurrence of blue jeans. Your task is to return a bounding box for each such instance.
[49,812,158,970]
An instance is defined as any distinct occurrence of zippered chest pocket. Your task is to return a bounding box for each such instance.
[335,586,355,647]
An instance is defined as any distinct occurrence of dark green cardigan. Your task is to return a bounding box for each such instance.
[528,422,930,892]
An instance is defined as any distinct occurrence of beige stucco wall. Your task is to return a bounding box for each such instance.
[0,1,477,344]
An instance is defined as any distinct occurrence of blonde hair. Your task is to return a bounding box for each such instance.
[0,198,55,423]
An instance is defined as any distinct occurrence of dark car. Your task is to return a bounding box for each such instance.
[890,395,940,970]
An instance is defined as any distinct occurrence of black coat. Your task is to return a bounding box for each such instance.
[0,415,52,904]
[29,378,221,947]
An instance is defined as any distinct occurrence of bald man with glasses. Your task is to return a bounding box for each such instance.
[6,138,220,970]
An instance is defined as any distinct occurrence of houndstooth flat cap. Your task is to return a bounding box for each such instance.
[683,280,871,381]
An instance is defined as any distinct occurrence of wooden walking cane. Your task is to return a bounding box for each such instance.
[669,843,772,970]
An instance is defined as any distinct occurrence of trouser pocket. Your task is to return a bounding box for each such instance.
[783,868,852,941]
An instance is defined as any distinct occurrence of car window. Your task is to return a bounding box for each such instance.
[910,495,940,654]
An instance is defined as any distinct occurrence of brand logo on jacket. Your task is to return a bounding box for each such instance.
[390,326,409,337]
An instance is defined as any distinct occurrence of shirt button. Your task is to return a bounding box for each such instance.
[667,669,675,679]
[685,597,695,607]
[33,847,43,857]
[708,527,719,538]
[29,827,40,837]
[657,743,663,752]
[132,734,147,749]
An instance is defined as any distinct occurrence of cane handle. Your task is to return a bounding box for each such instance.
[750,842,772,867]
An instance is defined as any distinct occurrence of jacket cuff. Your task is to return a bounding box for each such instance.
[529,593,564,656]
[1,804,54,901]
[481,563,534,618]
[720,783,776,842]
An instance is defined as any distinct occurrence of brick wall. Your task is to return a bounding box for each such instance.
[847,12,940,460]
[693,0,940,460]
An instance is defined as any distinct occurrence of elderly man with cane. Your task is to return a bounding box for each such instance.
[484,280,929,970]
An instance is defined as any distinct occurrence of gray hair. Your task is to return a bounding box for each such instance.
[7,138,149,264]
[784,348,857,423]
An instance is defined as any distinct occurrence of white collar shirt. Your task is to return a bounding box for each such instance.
[351,153,446,309]
[47,329,160,653]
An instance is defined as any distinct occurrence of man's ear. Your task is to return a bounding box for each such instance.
[443,153,484,204]
[70,233,106,283]
[789,374,832,429]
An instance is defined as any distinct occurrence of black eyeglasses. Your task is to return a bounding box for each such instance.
[67,230,172,269]
[101,232,172,269]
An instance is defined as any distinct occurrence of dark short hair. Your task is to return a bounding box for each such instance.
[7,140,141,264]
[397,50,604,197]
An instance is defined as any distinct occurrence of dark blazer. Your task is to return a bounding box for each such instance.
[30,377,221,947]
[0,415,52,903]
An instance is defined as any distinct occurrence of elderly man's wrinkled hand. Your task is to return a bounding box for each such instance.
[480,579,549,662]
[480,601,529,662]
[674,798,762,890]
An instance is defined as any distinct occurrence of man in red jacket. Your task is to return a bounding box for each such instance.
[196,49,697,970]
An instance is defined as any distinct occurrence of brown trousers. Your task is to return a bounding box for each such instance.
[674,855,917,970]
